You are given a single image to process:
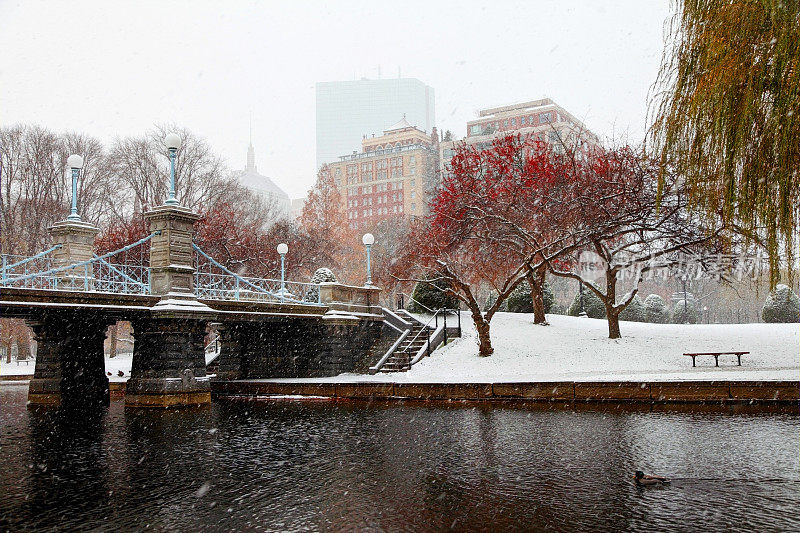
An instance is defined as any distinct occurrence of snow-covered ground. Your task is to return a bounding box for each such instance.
[282,313,800,383]
[2,314,797,383]
[0,352,135,380]
[0,350,218,380]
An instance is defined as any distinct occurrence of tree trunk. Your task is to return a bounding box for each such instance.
[17,336,31,360]
[108,323,118,358]
[475,317,494,356]
[607,309,621,339]
[605,273,621,339]
[528,265,548,324]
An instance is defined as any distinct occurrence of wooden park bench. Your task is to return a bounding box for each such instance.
[683,351,748,367]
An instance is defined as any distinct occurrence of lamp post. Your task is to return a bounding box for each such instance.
[66,154,84,222]
[703,305,708,324]
[362,233,375,286]
[681,275,689,323]
[578,281,586,317]
[164,133,181,206]
[277,243,288,302]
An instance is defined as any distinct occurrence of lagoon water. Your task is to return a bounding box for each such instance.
[1,383,798,532]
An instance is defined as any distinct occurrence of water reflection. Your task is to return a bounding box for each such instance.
[1,386,798,532]
[24,403,109,530]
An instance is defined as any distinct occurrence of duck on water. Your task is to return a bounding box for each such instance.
[634,471,670,486]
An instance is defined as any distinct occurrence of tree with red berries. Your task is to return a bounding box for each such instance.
[393,135,585,356]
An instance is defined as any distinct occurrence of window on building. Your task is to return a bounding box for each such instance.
[521,116,527,125]
[540,112,552,123]
[470,124,481,135]
[503,119,508,127]
[511,118,516,126]
[410,179,416,187]
[409,155,416,166]
[411,203,416,212]
[411,191,416,199]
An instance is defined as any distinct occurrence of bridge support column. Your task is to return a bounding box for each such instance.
[214,322,251,381]
[125,316,212,407]
[27,313,110,408]
[126,204,215,407]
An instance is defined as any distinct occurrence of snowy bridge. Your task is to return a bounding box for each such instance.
[1,204,383,409]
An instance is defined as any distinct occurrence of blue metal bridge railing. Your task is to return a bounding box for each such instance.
[193,244,321,305]
[1,237,322,305]
[0,234,153,295]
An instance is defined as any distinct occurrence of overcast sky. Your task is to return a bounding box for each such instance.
[0,0,672,199]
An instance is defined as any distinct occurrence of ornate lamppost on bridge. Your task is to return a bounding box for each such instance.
[362,233,374,287]
[66,154,84,222]
[164,133,181,206]
[277,243,288,302]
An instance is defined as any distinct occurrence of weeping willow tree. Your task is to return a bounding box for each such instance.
[650,0,800,285]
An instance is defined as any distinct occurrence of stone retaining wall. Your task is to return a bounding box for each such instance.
[211,380,799,403]
[6,378,797,404]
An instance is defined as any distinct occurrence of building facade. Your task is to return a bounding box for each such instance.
[440,98,599,175]
[316,78,435,168]
[327,117,438,229]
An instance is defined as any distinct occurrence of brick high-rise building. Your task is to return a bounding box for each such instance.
[327,117,438,230]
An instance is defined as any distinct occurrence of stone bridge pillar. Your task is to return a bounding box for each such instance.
[144,205,200,297]
[48,219,99,290]
[27,312,111,408]
[26,220,109,408]
[125,204,215,408]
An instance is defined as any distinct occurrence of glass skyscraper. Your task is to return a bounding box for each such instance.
[316,78,435,168]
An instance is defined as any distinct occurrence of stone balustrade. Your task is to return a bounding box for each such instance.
[318,282,382,316]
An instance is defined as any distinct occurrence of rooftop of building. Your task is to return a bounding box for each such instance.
[477,98,555,117]
[239,142,290,200]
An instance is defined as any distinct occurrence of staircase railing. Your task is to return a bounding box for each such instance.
[394,306,457,369]
[369,328,411,375]
[397,292,462,339]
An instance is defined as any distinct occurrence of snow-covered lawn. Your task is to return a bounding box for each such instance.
[283,313,800,383]
[0,353,135,380]
[0,351,218,380]
[2,314,797,383]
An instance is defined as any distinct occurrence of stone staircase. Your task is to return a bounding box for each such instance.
[379,321,430,373]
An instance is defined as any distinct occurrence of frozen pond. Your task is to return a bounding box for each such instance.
[1,383,798,532]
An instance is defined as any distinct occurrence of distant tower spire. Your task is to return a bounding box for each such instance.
[246,116,257,173]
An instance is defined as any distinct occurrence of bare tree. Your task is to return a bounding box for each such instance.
[107,123,229,215]
[1,125,67,255]
[61,131,118,226]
